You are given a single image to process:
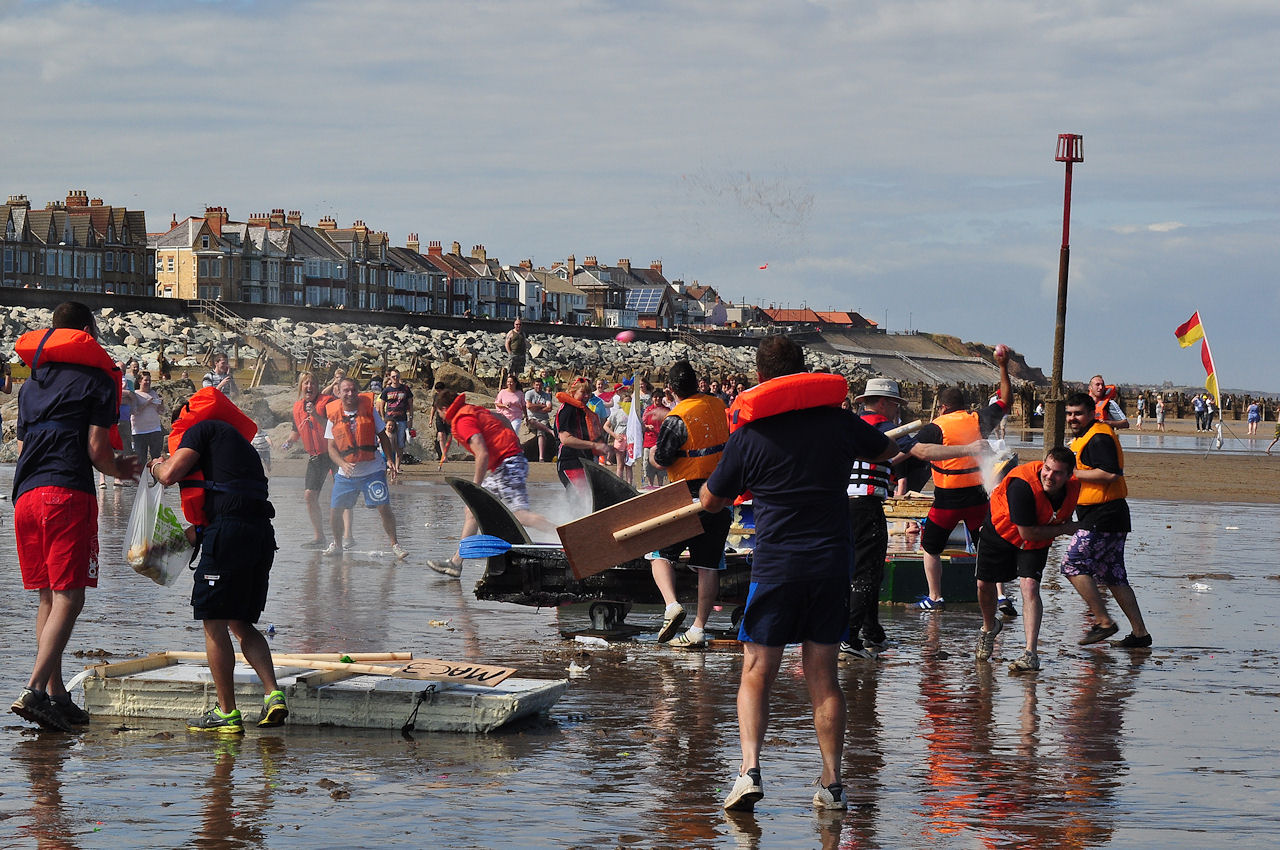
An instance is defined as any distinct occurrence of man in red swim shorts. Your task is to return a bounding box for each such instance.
[11,301,140,733]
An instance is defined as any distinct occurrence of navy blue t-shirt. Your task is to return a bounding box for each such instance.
[13,363,118,502]
[706,407,893,583]
[178,420,273,521]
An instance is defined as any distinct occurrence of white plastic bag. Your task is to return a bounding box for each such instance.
[123,469,192,587]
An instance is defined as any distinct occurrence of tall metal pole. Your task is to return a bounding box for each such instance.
[1045,134,1083,448]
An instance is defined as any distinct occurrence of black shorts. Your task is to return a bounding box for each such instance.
[657,507,732,569]
[973,530,1050,584]
[737,575,849,646]
[192,517,276,623]
[305,453,336,492]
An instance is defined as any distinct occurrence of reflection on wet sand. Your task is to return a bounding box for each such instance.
[193,737,277,850]
[11,736,81,850]
[0,482,1275,847]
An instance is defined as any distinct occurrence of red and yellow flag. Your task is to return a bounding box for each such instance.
[1174,311,1204,348]
[1200,337,1219,400]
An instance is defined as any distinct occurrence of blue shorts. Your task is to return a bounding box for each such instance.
[1061,530,1129,586]
[737,575,849,647]
[331,470,391,509]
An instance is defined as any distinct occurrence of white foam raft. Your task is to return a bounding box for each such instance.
[79,652,569,733]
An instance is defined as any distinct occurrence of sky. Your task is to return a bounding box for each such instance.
[2,0,1277,392]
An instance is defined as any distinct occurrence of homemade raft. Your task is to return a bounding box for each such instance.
[454,462,977,633]
[80,652,568,733]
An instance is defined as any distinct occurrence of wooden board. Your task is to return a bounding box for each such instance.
[162,651,516,687]
[557,481,707,580]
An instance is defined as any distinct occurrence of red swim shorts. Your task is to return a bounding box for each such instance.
[15,486,100,591]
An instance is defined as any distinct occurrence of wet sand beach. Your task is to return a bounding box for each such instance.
[0,430,1278,847]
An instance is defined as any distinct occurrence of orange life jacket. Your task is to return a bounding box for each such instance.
[667,393,730,481]
[1070,421,1127,505]
[1093,384,1118,420]
[988,462,1080,550]
[292,393,336,457]
[929,410,983,490]
[167,387,261,526]
[326,394,379,462]
[15,328,123,450]
[727,372,849,432]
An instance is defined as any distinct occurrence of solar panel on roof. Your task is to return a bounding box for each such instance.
[626,288,664,313]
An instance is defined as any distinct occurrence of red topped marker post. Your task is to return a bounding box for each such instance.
[1045,133,1084,449]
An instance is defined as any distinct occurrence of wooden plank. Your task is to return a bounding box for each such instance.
[279,658,516,688]
[88,652,177,679]
[296,669,357,687]
[270,652,414,663]
[164,651,516,688]
[557,481,706,580]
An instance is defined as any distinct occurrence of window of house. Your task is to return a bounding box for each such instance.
[104,252,114,272]
[198,259,208,278]
[167,256,175,273]
[3,248,12,273]
[201,235,210,249]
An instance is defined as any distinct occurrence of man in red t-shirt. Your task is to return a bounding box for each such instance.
[427,386,555,577]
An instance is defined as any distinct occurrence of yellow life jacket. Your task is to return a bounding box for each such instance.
[667,394,730,481]
[1070,421,1127,505]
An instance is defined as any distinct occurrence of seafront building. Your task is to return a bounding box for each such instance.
[5,189,892,336]
[1,191,150,295]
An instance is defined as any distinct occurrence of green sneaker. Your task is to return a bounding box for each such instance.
[187,707,244,735]
[257,690,289,728]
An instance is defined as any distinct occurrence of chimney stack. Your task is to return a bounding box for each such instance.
[7,194,30,208]
[317,216,337,230]
[583,256,597,267]
[286,210,302,226]
[269,208,286,227]
[450,241,462,256]
[470,244,486,262]
[204,205,228,232]
[567,254,576,279]
[65,189,89,208]
[352,220,368,234]
[650,260,662,275]
[248,212,270,227]
[90,197,103,207]
[407,233,420,252]
[519,259,533,270]
[428,240,443,255]
[618,258,630,272]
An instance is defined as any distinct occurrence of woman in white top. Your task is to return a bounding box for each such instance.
[129,370,167,466]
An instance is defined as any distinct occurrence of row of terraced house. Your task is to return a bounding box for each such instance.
[4,190,771,329]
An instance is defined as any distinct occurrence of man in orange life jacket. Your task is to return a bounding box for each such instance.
[1062,392,1152,649]
[281,371,338,549]
[973,448,1083,672]
[1088,374,1128,430]
[701,336,895,812]
[649,361,732,650]
[914,347,1011,609]
[426,385,556,578]
[151,405,288,733]
[324,377,407,560]
[10,302,141,733]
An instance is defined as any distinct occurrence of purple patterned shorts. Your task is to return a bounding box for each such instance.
[1061,530,1129,586]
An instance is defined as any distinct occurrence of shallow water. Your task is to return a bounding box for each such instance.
[1,468,1278,848]
[1007,429,1268,455]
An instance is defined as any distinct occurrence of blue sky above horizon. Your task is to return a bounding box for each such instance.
[3,0,1276,391]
